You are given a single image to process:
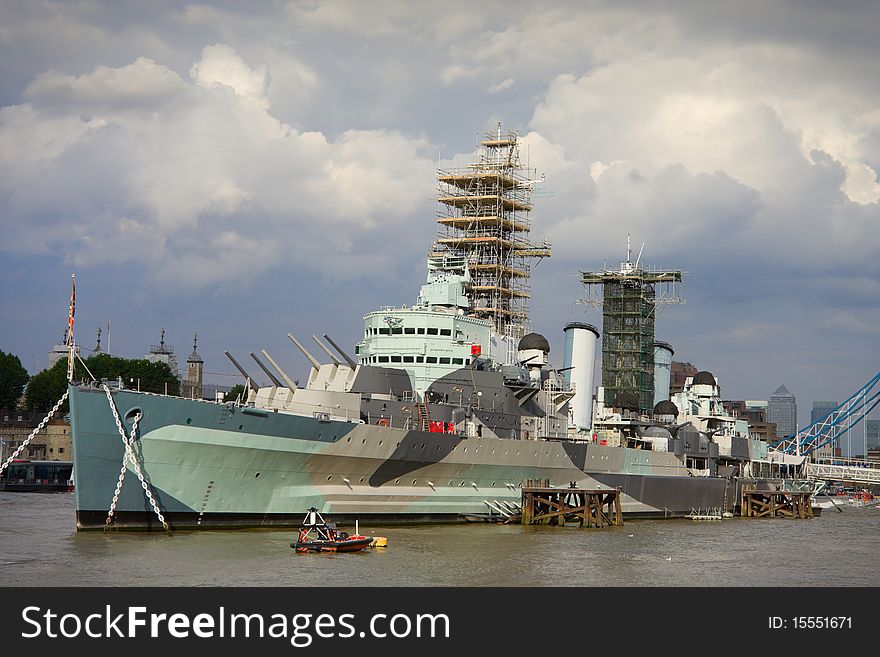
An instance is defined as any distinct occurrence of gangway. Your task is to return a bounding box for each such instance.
[805,459,880,486]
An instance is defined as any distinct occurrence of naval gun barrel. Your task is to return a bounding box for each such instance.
[261,349,298,391]
[224,351,255,388]
[287,333,322,369]
[323,334,357,369]
[312,335,341,365]
[249,352,283,387]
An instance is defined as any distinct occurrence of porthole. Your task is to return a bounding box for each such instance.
[362,438,366,444]
[346,437,351,443]
[254,472,261,479]
[412,480,417,485]
[463,447,468,453]
[238,424,243,430]
[395,479,400,484]
[359,477,365,483]
[378,440,383,446]
[186,418,192,425]
[459,481,465,487]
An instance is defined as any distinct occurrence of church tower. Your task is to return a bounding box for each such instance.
[184,333,204,399]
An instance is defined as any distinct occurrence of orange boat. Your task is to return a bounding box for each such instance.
[291,508,373,553]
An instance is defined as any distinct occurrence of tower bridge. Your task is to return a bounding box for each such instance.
[769,372,880,486]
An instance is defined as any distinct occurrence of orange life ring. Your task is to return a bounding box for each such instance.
[377,418,389,427]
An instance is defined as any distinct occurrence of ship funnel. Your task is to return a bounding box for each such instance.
[653,341,674,406]
[250,352,282,387]
[224,351,256,389]
[323,334,358,369]
[287,333,322,369]
[312,335,341,365]
[562,323,599,430]
[261,349,298,390]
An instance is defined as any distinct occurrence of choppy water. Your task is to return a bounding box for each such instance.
[1,492,878,586]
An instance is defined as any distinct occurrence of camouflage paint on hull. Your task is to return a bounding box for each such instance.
[69,385,733,530]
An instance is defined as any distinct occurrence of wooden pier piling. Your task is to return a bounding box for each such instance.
[521,485,622,528]
[740,489,813,519]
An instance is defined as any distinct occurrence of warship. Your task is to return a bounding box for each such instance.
[68,125,783,530]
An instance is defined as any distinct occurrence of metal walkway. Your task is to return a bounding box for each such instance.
[805,460,880,486]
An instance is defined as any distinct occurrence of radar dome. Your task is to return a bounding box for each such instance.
[519,332,550,353]
[653,400,679,416]
[693,371,716,386]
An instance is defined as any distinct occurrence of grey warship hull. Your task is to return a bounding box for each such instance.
[70,385,739,530]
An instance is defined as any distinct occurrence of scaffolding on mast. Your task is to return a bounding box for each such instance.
[580,237,685,413]
[432,123,550,344]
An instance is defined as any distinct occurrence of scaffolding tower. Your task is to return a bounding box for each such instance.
[580,238,684,413]
[432,123,550,341]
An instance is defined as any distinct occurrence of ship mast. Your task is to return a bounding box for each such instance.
[433,123,550,344]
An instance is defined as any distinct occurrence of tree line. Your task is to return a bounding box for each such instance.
[0,350,179,413]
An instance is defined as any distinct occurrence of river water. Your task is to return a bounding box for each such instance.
[1,492,878,587]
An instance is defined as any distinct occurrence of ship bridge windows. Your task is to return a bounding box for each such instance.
[391,328,403,335]
[379,328,391,335]
[378,356,390,363]
[426,357,438,364]
[439,329,452,336]
[439,357,451,365]
[427,328,439,335]
[390,356,402,363]
[403,356,415,363]
[417,328,425,335]
[404,328,416,334]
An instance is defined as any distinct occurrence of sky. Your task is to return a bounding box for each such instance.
[0,0,878,433]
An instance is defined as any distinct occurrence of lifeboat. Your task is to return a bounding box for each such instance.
[291,508,373,553]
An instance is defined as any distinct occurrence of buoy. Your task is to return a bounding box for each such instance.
[370,536,388,548]
[377,418,389,427]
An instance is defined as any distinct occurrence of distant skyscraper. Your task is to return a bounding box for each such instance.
[811,401,839,460]
[811,401,838,425]
[768,385,797,438]
[866,420,880,451]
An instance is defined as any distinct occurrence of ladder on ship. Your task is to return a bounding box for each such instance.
[416,401,431,432]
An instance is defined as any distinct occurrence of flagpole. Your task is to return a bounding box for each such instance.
[67,273,76,382]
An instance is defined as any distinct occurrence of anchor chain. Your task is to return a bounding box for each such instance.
[102,384,171,534]
[0,390,69,476]
[105,411,140,530]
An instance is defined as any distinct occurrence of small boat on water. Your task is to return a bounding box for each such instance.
[291,508,373,553]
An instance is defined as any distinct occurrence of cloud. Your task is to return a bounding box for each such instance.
[487,78,514,93]
[0,46,436,290]
[190,44,269,108]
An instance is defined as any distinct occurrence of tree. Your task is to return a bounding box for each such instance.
[25,354,180,412]
[0,351,29,410]
[226,384,247,403]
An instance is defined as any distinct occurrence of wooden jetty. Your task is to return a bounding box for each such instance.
[740,489,814,519]
[521,484,622,528]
